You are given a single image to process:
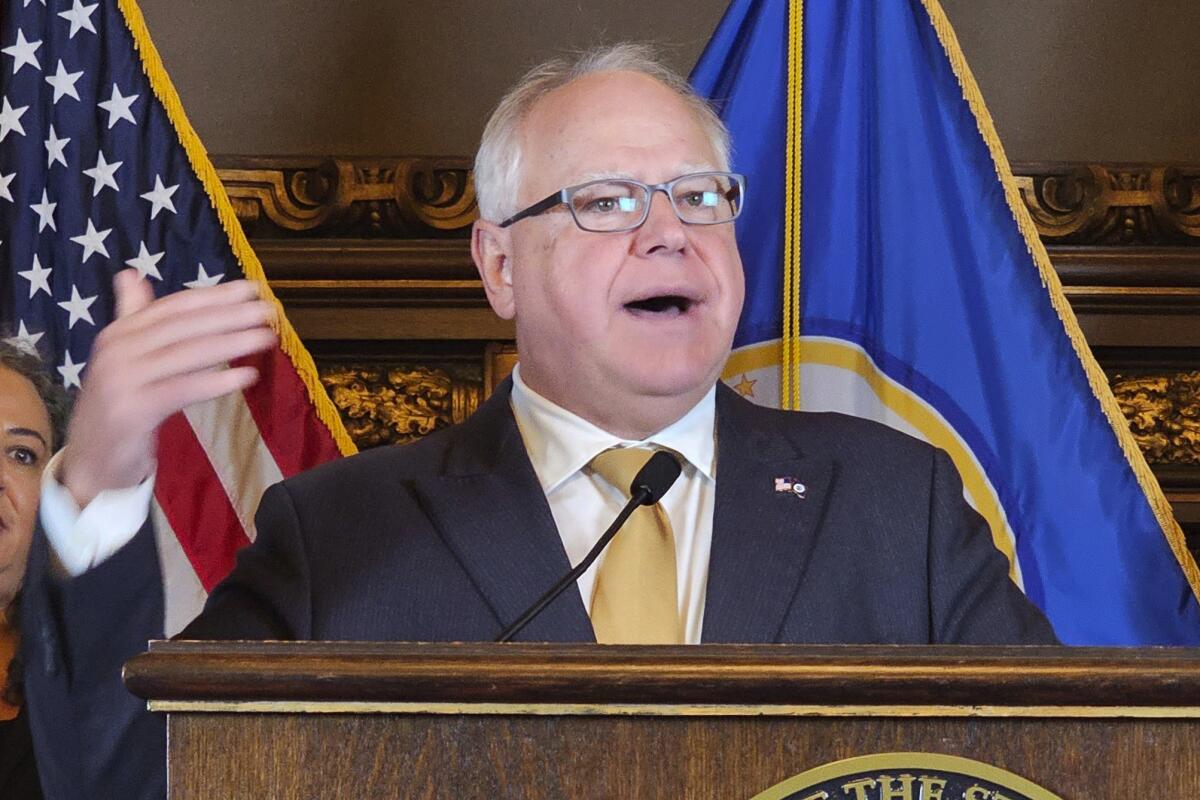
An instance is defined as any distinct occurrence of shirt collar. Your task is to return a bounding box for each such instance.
[509,364,717,493]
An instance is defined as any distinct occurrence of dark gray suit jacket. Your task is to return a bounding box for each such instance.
[186,379,1052,644]
[21,378,1055,798]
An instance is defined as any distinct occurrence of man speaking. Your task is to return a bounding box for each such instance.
[24,40,1054,799]
[180,45,1053,646]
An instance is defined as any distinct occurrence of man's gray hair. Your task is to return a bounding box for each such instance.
[474,43,732,222]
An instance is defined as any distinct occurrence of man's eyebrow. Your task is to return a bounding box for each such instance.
[4,427,48,447]
[574,169,636,183]
[572,164,722,185]
[676,162,720,175]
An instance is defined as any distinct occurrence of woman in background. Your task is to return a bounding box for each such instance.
[0,340,70,799]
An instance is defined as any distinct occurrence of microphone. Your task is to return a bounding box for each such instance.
[495,450,683,643]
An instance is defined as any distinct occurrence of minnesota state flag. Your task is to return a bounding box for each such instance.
[692,0,1200,644]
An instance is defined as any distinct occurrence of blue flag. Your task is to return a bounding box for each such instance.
[692,0,1200,644]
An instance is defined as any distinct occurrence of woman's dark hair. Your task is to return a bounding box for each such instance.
[1,339,72,706]
[0,338,71,450]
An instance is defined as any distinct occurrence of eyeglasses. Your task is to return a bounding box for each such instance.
[498,171,746,233]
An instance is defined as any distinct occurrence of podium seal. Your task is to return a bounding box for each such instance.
[751,753,1062,800]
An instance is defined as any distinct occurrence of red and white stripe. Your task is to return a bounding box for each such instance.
[152,346,344,635]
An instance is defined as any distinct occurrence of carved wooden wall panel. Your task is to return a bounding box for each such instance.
[213,156,476,239]
[1111,372,1200,465]
[214,157,1200,558]
[1015,163,1200,245]
[318,363,480,447]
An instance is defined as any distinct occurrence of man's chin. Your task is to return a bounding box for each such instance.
[617,363,722,403]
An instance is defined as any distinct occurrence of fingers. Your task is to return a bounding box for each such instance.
[60,278,277,507]
[103,277,265,341]
[134,279,263,325]
[143,366,261,417]
[90,276,276,378]
[114,268,156,319]
[134,327,277,390]
[79,279,278,431]
[96,295,276,368]
[111,279,267,341]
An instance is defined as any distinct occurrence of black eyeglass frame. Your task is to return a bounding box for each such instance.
[497,171,747,232]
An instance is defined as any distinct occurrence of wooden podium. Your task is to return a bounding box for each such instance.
[124,642,1200,798]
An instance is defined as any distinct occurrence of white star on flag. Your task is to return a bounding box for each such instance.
[45,59,84,104]
[97,83,139,128]
[82,150,122,196]
[57,285,98,329]
[12,321,44,351]
[184,263,224,288]
[30,189,56,232]
[57,351,86,389]
[2,30,41,75]
[0,96,29,141]
[58,0,100,39]
[45,124,70,168]
[69,219,112,262]
[24,0,49,7]
[140,175,179,219]
[0,171,14,202]
[17,254,52,298]
[125,241,165,281]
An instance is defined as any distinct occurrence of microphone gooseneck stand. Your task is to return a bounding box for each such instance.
[495,450,682,643]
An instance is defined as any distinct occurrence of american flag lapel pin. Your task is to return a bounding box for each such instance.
[774,477,806,499]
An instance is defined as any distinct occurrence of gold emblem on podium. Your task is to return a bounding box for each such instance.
[751,753,1062,800]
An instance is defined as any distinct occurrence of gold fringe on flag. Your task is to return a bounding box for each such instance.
[919,0,1200,600]
[781,0,804,410]
[115,0,358,458]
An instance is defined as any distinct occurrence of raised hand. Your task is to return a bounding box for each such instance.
[59,270,277,508]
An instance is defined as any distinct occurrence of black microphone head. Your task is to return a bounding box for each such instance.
[631,450,683,505]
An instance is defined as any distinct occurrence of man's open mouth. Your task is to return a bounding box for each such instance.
[624,295,695,316]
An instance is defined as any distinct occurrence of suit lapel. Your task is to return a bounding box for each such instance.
[410,380,595,643]
[702,386,836,643]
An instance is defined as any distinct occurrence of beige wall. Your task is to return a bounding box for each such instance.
[139,1,1200,163]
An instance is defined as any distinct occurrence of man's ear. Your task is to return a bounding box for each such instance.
[472,219,515,320]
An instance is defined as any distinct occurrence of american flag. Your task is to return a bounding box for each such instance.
[1,0,355,632]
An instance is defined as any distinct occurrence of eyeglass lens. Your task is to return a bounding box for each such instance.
[569,174,742,231]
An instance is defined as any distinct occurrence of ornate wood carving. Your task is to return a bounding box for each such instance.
[318,363,480,448]
[213,156,476,239]
[1111,371,1200,465]
[1012,162,1200,245]
[211,158,1200,247]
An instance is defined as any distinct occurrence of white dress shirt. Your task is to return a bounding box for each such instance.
[39,449,155,577]
[509,365,716,644]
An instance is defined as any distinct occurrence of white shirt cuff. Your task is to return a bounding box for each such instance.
[39,449,156,578]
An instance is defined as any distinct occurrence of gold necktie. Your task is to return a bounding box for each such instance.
[587,447,682,644]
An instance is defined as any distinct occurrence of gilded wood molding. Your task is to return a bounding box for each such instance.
[318,363,480,447]
[1011,162,1200,245]
[1111,371,1200,465]
[211,158,1200,247]
[212,156,476,239]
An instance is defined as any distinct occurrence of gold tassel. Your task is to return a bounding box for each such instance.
[920,0,1200,599]
[782,0,804,409]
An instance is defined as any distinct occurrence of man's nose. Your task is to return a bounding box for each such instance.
[634,189,688,256]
